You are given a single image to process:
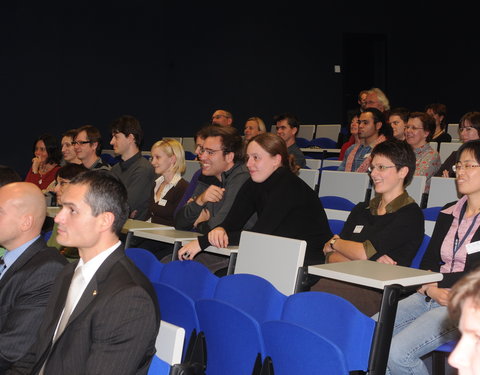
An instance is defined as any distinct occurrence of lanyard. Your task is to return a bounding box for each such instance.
[451,202,480,272]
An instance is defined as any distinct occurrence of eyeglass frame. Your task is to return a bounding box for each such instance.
[367,164,399,173]
[72,140,93,146]
[197,146,225,157]
[452,163,480,172]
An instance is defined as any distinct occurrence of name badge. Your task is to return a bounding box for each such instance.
[159,198,167,207]
[353,225,364,233]
[466,241,480,254]
[363,153,371,159]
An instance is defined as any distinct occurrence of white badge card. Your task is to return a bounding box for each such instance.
[159,198,167,207]
[353,225,364,233]
[466,241,480,255]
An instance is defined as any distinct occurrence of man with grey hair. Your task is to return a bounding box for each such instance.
[211,109,233,127]
[365,88,390,113]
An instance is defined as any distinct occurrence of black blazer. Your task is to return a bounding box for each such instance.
[0,237,67,373]
[8,245,160,375]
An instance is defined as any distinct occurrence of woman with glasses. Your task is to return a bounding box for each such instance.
[405,111,441,192]
[436,112,480,177]
[312,139,424,315]
[148,138,188,226]
[385,139,480,375]
[178,133,332,283]
[25,134,62,193]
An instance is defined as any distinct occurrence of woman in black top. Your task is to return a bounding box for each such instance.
[178,133,332,267]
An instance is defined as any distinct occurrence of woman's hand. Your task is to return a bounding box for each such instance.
[376,254,397,265]
[425,286,450,306]
[31,157,41,174]
[323,235,339,255]
[442,170,450,178]
[177,240,202,261]
[208,227,229,248]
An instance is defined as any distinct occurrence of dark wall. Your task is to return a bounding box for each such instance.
[2,2,479,176]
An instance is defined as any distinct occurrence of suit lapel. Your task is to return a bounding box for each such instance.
[0,237,45,288]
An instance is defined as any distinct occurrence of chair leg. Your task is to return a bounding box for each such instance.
[431,351,446,375]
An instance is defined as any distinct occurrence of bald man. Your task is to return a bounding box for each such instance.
[212,109,233,127]
[0,183,67,373]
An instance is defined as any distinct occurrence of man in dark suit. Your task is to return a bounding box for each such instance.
[8,171,160,375]
[0,182,67,373]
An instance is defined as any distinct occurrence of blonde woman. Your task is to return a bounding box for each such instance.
[244,116,266,141]
[148,138,188,226]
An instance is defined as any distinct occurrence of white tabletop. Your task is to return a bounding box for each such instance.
[300,148,341,153]
[47,206,60,218]
[121,219,173,234]
[308,260,443,290]
[132,228,201,245]
[203,246,239,257]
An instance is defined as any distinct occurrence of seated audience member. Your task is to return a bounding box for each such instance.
[47,163,89,260]
[60,129,82,165]
[365,87,390,114]
[8,171,160,374]
[25,134,62,193]
[448,270,480,374]
[389,107,410,141]
[175,125,250,234]
[405,111,441,192]
[339,111,360,161]
[0,165,21,187]
[384,140,480,375]
[314,139,424,315]
[338,107,392,172]
[73,125,111,170]
[0,182,67,372]
[426,102,452,143]
[148,139,188,226]
[109,115,155,220]
[274,113,306,168]
[244,116,266,141]
[211,109,233,127]
[436,111,480,177]
[178,133,332,283]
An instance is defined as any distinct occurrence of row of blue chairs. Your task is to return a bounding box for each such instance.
[125,249,376,374]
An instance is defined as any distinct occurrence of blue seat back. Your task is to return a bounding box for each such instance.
[196,299,264,375]
[310,137,337,148]
[410,234,431,269]
[152,282,200,360]
[147,355,171,375]
[159,260,219,300]
[213,274,286,323]
[422,206,442,221]
[320,196,356,211]
[295,137,311,148]
[328,219,345,234]
[126,248,164,283]
[281,291,375,371]
[261,320,348,375]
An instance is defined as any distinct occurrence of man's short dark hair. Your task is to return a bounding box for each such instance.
[0,165,21,187]
[203,125,244,162]
[273,113,299,129]
[76,125,103,156]
[389,107,410,123]
[69,170,129,236]
[364,107,392,139]
[110,115,143,147]
[56,163,89,180]
[371,139,417,187]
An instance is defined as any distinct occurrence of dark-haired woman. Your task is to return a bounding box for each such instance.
[25,134,62,192]
[178,133,332,272]
[385,139,480,375]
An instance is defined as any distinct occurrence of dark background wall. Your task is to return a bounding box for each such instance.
[2,1,479,176]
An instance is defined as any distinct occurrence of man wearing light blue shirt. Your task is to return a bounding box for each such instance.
[0,182,67,372]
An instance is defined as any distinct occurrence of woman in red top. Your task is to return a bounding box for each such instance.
[25,134,62,192]
[339,111,361,161]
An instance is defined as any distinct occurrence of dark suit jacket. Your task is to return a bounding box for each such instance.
[0,237,67,373]
[7,245,160,375]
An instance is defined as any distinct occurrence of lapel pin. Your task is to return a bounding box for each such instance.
[92,290,97,296]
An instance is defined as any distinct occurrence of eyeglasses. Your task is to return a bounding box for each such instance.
[367,165,398,173]
[198,147,224,156]
[452,163,480,172]
[212,115,230,120]
[404,126,424,131]
[72,140,92,145]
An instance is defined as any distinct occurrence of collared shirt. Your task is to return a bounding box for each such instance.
[153,174,182,203]
[363,192,415,258]
[413,143,441,193]
[440,196,480,273]
[338,144,372,172]
[0,236,40,280]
